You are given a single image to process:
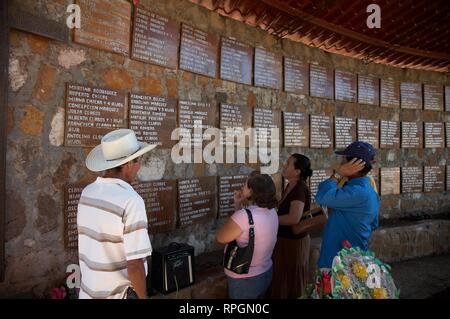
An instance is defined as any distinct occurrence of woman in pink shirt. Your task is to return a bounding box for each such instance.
[216,172,279,299]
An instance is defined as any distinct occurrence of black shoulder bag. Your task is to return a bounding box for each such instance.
[222,208,254,275]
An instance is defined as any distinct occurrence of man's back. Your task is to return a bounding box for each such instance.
[77,177,152,299]
[316,176,380,268]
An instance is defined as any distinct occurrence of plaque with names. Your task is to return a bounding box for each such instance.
[179,100,216,148]
[283,112,309,147]
[380,167,400,196]
[357,119,379,148]
[220,37,253,85]
[253,108,281,148]
[446,86,450,111]
[380,120,400,149]
[64,184,86,249]
[310,169,333,206]
[401,122,423,148]
[424,85,444,111]
[74,0,131,56]
[367,168,380,194]
[284,57,309,95]
[178,176,217,227]
[358,75,379,106]
[310,64,333,99]
[133,180,176,234]
[447,123,450,147]
[65,83,127,147]
[447,166,450,191]
[401,167,423,193]
[335,117,356,149]
[218,175,247,218]
[220,103,252,147]
[335,70,356,102]
[131,7,180,69]
[401,82,422,109]
[254,48,282,90]
[129,94,177,148]
[179,24,219,78]
[380,78,400,108]
[424,166,445,193]
[424,122,445,148]
[310,115,332,148]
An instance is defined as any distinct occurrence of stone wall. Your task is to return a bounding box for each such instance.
[1,0,449,297]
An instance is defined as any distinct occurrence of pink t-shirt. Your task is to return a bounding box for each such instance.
[224,205,279,279]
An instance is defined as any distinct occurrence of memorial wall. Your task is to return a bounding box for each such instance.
[2,0,450,296]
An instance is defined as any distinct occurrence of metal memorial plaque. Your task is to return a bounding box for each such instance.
[178,176,217,227]
[447,166,450,191]
[64,184,86,249]
[283,112,309,147]
[423,84,444,111]
[131,7,180,69]
[254,48,282,90]
[179,24,219,78]
[310,169,333,206]
[74,0,131,56]
[179,100,217,148]
[220,103,252,147]
[401,167,423,193]
[335,69,356,102]
[424,122,445,148]
[424,166,445,193]
[253,108,282,148]
[380,78,400,108]
[310,115,332,148]
[218,175,247,218]
[380,167,401,196]
[401,82,422,109]
[129,94,177,148]
[447,123,450,148]
[401,122,423,148]
[357,119,379,148]
[65,83,127,147]
[284,57,309,95]
[220,37,253,85]
[133,180,176,234]
[358,74,379,106]
[380,120,400,149]
[310,64,333,99]
[335,117,356,149]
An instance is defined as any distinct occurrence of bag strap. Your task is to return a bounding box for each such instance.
[244,208,254,239]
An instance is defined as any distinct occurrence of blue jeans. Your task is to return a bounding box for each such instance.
[226,267,273,299]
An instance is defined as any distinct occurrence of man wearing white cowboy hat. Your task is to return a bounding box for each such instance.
[77,129,157,299]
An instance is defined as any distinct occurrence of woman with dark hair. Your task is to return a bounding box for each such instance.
[216,172,279,299]
[268,154,313,298]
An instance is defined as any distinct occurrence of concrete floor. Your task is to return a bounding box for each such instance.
[390,254,450,299]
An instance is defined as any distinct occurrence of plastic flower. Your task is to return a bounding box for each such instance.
[339,274,351,289]
[322,272,332,295]
[351,262,368,280]
[50,286,67,299]
[371,287,388,299]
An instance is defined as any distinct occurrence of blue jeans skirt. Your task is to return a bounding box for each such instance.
[226,267,273,299]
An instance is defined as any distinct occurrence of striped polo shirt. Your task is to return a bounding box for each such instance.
[77,177,152,299]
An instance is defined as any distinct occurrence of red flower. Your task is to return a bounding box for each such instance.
[50,287,67,299]
[342,240,352,249]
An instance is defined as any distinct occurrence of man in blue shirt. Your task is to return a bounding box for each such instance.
[316,141,380,269]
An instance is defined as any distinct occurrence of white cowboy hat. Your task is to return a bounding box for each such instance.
[86,129,157,172]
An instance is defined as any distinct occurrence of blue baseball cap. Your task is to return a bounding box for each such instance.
[335,141,376,164]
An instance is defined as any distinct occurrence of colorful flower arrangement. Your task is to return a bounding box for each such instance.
[305,242,400,299]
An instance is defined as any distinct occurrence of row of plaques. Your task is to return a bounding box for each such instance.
[64,174,277,249]
[65,83,450,149]
[73,0,450,110]
[65,164,450,248]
